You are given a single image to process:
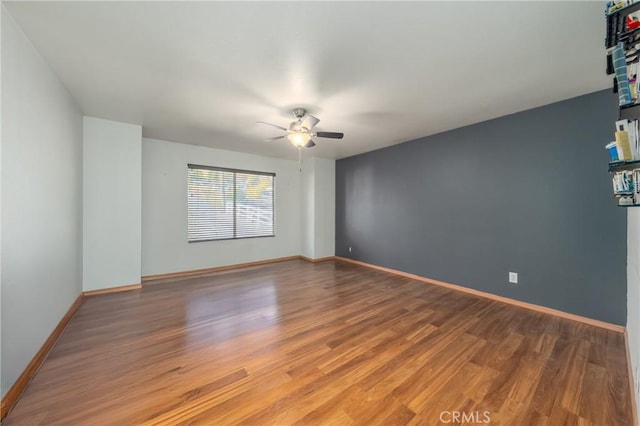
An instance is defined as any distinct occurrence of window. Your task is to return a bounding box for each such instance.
[187,164,275,242]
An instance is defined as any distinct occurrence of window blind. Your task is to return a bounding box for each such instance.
[187,165,274,242]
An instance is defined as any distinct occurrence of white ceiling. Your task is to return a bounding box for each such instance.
[5,1,610,160]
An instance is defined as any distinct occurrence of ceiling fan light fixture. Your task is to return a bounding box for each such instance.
[257,108,341,150]
[287,132,311,147]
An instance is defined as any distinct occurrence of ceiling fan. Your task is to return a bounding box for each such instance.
[257,108,344,148]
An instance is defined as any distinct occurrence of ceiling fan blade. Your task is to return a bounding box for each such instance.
[301,115,320,130]
[257,121,287,131]
[263,135,285,142]
[304,140,316,148]
[316,131,344,139]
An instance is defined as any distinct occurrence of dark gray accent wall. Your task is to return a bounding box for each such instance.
[335,90,627,325]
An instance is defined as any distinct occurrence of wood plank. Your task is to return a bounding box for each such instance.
[1,259,634,425]
[0,294,84,419]
[335,256,626,333]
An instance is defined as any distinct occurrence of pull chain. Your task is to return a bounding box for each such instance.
[298,147,302,172]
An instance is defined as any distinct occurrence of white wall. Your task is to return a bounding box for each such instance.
[83,117,141,292]
[1,7,83,396]
[142,137,301,276]
[1,4,4,394]
[301,158,315,258]
[313,158,335,259]
[300,157,335,259]
[628,208,640,422]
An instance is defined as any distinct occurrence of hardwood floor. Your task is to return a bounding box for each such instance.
[3,259,634,425]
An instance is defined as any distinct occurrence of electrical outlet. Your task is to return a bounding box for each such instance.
[348,246,352,253]
[509,272,518,284]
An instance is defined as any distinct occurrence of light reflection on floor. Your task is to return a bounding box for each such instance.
[184,279,280,346]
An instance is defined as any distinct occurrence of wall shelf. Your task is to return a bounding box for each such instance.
[606,13,640,206]
[608,159,640,172]
[606,1,640,48]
